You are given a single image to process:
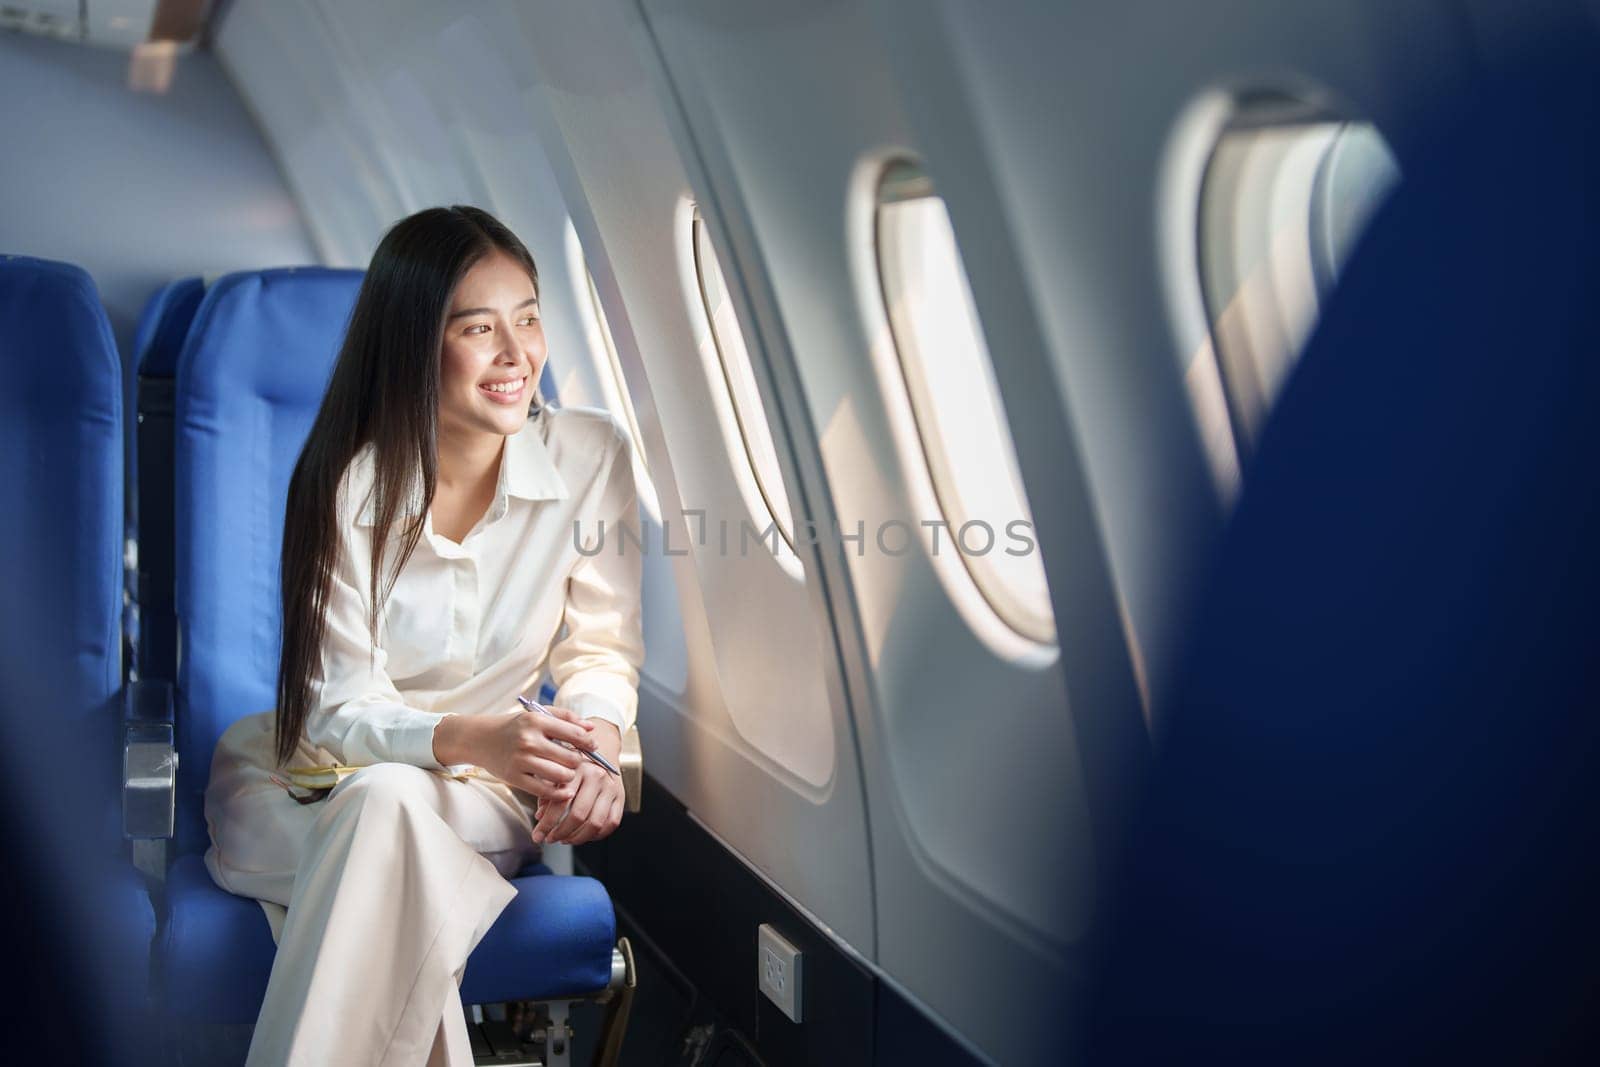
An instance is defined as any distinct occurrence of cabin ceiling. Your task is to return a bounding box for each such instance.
[0,0,208,50]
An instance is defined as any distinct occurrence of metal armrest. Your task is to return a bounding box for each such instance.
[123,679,176,840]
[620,726,642,814]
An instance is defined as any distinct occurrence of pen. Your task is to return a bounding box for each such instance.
[517,694,620,777]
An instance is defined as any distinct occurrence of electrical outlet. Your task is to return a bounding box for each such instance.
[757,924,803,1023]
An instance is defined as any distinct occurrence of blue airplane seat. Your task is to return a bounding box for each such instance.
[0,254,158,1064]
[129,276,206,683]
[158,266,620,1026]
[1091,43,1600,1065]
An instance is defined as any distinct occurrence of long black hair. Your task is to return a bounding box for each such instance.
[275,205,541,765]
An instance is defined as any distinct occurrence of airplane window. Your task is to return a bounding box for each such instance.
[1198,115,1400,452]
[691,212,798,551]
[875,161,1056,645]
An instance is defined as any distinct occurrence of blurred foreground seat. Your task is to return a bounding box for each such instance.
[0,254,158,1065]
[1090,42,1600,1066]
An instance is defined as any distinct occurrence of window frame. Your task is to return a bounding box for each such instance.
[689,208,799,555]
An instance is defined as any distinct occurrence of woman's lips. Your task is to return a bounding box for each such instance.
[478,376,527,404]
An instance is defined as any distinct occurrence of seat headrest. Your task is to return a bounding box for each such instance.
[133,276,206,377]
[175,267,364,408]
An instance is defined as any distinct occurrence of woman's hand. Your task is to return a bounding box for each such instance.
[432,705,597,803]
[533,719,624,845]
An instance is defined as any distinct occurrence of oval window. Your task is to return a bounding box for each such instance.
[875,161,1055,645]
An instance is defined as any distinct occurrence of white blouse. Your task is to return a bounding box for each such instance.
[308,405,644,769]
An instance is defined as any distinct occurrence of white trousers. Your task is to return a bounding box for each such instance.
[204,712,540,1067]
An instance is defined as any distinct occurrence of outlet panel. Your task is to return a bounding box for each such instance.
[757,923,803,1023]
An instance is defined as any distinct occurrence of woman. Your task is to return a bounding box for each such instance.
[202,206,644,1066]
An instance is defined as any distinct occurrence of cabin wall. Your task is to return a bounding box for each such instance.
[0,31,314,352]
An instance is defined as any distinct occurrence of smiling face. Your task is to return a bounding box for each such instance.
[437,249,545,442]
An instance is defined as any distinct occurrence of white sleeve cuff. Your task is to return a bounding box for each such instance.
[385,709,450,770]
[560,691,629,736]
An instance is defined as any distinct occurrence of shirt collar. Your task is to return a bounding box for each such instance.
[501,417,570,504]
[353,418,568,527]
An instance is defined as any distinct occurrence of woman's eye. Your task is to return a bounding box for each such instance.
[466,324,490,335]
[519,315,539,327]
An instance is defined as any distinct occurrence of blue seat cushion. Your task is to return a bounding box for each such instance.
[161,853,613,1022]
[460,866,616,1005]
[160,854,277,1023]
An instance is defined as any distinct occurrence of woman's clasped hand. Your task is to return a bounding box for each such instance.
[431,704,626,845]
[532,717,625,846]
[432,703,594,801]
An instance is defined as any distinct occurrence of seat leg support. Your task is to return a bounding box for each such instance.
[591,937,637,1067]
[542,1000,570,1067]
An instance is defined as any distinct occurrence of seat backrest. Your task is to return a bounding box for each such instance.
[0,254,155,1062]
[172,267,363,853]
[0,254,125,762]
[130,276,206,682]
